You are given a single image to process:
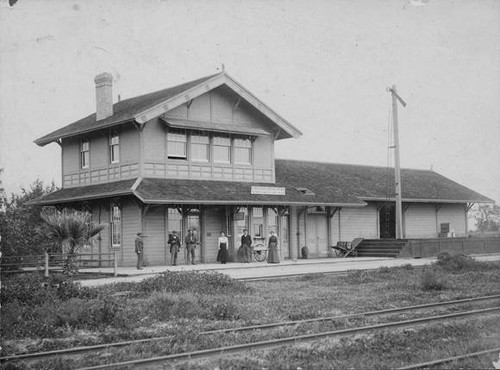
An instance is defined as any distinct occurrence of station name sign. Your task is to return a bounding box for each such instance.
[251,186,286,196]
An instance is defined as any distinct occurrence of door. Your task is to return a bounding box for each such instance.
[306,214,328,258]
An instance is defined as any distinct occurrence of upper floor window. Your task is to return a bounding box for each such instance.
[234,138,252,164]
[111,205,121,247]
[109,133,120,164]
[81,139,90,169]
[167,131,187,159]
[213,136,231,163]
[191,134,210,162]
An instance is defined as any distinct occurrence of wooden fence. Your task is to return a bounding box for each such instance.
[399,237,500,258]
[0,252,118,277]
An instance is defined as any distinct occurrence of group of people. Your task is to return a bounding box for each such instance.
[167,228,198,266]
[135,228,280,268]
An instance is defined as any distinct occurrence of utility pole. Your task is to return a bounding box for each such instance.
[387,85,406,239]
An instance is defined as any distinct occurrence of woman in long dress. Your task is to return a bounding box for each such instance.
[267,231,280,263]
[217,231,229,264]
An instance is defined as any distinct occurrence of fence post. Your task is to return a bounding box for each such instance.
[44,252,49,277]
[113,251,118,277]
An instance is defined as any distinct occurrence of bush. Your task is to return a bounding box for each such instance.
[0,273,95,305]
[434,252,481,272]
[148,292,203,320]
[420,269,447,291]
[134,271,252,296]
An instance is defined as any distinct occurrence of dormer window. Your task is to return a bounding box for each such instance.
[167,130,187,159]
[80,139,90,169]
[109,132,120,164]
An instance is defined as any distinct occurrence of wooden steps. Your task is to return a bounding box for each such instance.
[355,239,408,258]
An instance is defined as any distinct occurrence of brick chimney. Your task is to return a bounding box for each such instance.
[94,72,113,121]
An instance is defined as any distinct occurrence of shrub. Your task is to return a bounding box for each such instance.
[434,252,481,272]
[148,292,203,320]
[420,269,447,291]
[135,271,252,296]
[0,273,95,305]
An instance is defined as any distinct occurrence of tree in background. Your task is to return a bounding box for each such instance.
[0,178,57,258]
[472,204,500,233]
[40,209,106,276]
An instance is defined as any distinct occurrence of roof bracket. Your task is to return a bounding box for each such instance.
[466,203,475,212]
[186,99,193,109]
[233,97,242,110]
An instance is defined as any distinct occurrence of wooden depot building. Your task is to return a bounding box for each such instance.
[30,72,493,266]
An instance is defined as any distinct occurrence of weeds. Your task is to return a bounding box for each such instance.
[420,268,447,291]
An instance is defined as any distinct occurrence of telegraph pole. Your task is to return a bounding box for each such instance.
[387,85,406,239]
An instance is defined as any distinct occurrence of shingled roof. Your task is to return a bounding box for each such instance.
[275,159,493,203]
[35,72,302,146]
[27,160,493,206]
[35,74,219,146]
[27,179,137,206]
[133,177,364,206]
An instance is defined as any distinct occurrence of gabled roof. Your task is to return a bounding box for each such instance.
[275,159,493,204]
[35,72,302,146]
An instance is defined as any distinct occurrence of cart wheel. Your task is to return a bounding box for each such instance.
[254,246,266,262]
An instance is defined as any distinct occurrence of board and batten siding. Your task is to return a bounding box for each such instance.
[334,206,378,242]
[61,138,79,183]
[121,200,142,267]
[405,204,438,238]
[437,204,467,236]
[144,206,167,266]
[203,207,225,262]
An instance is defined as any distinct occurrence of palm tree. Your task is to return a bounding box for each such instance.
[40,209,106,276]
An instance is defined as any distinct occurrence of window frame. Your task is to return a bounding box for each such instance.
[109,132,120,164]
[213,135,231,164]
[80,139,90,169]
[234,137,253,165]
[111,204,122,247]
[190,133,210,162]
[167,130,188,160]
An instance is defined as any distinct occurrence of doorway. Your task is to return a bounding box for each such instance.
[379,205,396,239]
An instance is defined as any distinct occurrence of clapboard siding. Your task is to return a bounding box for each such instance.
[120,126,140,164]
[405,204,437,238]
[437,204,467,236]
[121,200,142,267]
[339,206,378,241]
[90,135,107,169]
[144,206,167,266]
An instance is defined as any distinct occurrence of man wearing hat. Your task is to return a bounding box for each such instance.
[135,232,144,270]
[168,230,181,266]
[185,229,198,265]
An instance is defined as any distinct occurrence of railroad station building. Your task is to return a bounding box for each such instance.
[31,72,493,266]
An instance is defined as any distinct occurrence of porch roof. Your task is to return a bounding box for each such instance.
[25,179,137,206]
[133,177,365,206]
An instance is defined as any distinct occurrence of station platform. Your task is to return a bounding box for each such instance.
[77,253,500,287]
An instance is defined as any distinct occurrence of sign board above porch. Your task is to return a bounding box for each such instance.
[251,186,286,196]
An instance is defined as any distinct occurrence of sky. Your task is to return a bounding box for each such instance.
[0,0,499,209]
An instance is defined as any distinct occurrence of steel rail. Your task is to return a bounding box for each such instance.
[2,294,499,363]
[76,307,500,370]
[202,294,500,335]
[397,347,500,370]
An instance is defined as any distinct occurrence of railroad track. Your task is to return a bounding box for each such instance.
[2,294,499,368]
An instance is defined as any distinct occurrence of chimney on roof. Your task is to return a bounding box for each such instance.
[94,72,113,121]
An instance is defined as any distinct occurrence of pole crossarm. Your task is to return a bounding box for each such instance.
[387,86,407,107]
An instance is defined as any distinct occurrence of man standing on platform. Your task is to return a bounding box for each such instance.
[185,229,198,265]
[241,229,252,263]
[168,231,181,266]
[135,232,144,270]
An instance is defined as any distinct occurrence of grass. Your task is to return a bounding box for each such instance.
[1,256,499,369]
